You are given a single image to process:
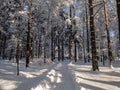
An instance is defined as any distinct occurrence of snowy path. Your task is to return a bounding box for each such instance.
[0,61,77,90]
[0,60,120,90]
[52,63,76,90]
[30,62,77,90]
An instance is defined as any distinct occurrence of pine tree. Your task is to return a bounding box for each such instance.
[85,0,90,62]
[88,0,99,71]
[116,0,120,43]
[26,2,33,68]
[103,0,113,67]
[69,5,73,62]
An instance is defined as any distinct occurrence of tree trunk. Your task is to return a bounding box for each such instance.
[116,0,120,43]
[102,51,105,66]
[61,37,64,61]
[103,0,113,67]
[53,34,56,60]
[44,6,51,64]
[69,5,73,62]
[16,42,20,75]
[0,31,2,59]
[89,0,99,71]
[2,36,6,60]
[51,29,54,61]
[74,41,77,62]
[58,32,60,61]
[44,44,46,63]
[116,0,120,57]
[38,38,42,58]
[26,15,31,68]
[85,0,90,62]
[83,17,86,63]
[9,49,13,61]
[16,15,21,75]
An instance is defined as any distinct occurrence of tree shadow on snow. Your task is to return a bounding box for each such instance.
[14,63,59,90]
[70,65,120,90]
[76,76,120,89]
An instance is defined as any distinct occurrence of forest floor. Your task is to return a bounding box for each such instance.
[0,59,120,90]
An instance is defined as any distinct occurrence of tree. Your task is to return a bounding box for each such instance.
[26,5,32,68]
[85,0,90,62]
[103,0,113,67]
[0,0,10,60]
[83,16,87,63]
[51,27,55,61]
[116,0,120,43]
[88,0,99,71]
[69,5,73,62]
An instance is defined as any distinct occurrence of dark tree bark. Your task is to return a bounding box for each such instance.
[51,29,55,61]
[58,31,61,61]
[89,0,99,71]
[2,36,7,60]
[9,49,13,61]
[16,41,20,75]
[26,13,31,68]
[53,33,56,60]
[116,0,120,43]
[38,35,42,58]
[44,44,46,63]
[69,5,73,62]
[61,37,64,61]
[102,51,105,66]
[74,40,77,62]
[0,32,1,59]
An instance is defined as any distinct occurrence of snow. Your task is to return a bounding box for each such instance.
[0,60,120,90]
[69,61,120,90]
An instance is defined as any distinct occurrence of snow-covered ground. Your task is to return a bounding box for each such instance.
[0,60,120,90]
